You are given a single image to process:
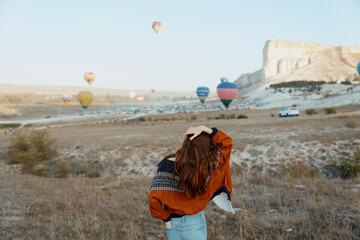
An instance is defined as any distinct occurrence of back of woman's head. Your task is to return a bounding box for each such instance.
[174,133,215,198]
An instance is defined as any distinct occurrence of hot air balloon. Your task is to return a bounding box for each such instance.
[84,72,96,85]
[196,86,210,104]
[77,91,93,109]
[357,62,360,76]
[216,78,238,109]
[129,91,136,100]
[136,95,144,104]
[152,21,162,33]
[62,94,72,103]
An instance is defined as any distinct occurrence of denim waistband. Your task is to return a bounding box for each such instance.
[170,211,205,224]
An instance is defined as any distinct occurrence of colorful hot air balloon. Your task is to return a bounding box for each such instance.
[357,62,360,76]
[196,86,210,104]
[152,21,162,33]
[62,94,72,103]
[216,78,238,109]
[84,72,96,85]
[77,91,93,109]
[136,95,144,104]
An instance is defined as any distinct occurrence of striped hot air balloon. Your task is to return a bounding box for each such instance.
[357,62,360,76]
[152,21,162,33]
[77,91,93,109]
[136,95,144,104]
[84,72,96,85]
[216,78,238,109]
[196,86,210,104]
[62,94,72,103]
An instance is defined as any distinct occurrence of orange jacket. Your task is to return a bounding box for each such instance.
[148,128,233,221]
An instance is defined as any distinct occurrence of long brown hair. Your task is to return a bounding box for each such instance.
[158,133,215,198]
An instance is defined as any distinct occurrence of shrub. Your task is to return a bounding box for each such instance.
[228,114,236,119]
[270,113,274,117]
[323,149,360,179]
[56,159,69,178]
[237,114,248,119]
[340,80,352,85]
[324,107,336,114]
[7,130,56,176]
[138,117,146,122]
[16,151,37,173]
[0,123,21,129]
[8,131,30,164]
[213,114,246,120]
[28,130,56,162]
[190,115,197,121]
[214,114,225,120]
[32,166,47,177]
[87,168,101,178]
[305,109,317,115]
[346,121,357,129]
[289,162,319,178]
[270,81,325,90]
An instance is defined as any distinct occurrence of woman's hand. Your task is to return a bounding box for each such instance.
[185,126,213,140]
[165,221,171,229]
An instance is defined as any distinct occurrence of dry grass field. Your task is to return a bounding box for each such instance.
[0,105,360,239]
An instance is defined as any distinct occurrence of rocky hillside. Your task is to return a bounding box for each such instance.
[234,40,360,108]
[235,40,360,91]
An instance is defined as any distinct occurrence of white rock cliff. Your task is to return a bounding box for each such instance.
[235,40,360,94]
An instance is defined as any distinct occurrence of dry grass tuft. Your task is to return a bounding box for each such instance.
[334,114,360,119]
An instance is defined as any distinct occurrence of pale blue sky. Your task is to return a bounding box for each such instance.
[0,0,359,91]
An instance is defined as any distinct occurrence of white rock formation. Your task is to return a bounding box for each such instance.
[234,70,262,90]
[235,40,360,94]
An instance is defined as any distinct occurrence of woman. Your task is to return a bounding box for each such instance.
[148,126,234,240]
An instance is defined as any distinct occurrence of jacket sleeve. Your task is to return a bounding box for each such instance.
[210,128,233,164]
[148,193,171,222]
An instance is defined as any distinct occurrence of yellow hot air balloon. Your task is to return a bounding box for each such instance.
[77,91,93,109]
[84,72,96,85]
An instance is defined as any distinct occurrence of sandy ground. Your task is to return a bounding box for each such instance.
[1,105,359,178]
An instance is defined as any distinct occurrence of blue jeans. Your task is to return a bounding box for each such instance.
[165,211,207,240]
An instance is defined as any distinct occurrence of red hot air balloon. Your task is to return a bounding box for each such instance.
[62,94,72,103]
[216,78,238,109]
[136,95,144,104]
